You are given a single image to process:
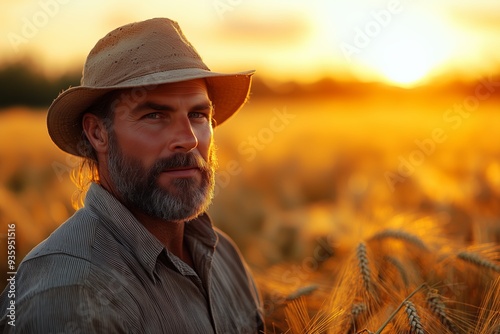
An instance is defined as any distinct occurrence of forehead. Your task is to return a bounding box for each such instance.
[139,79,208,99]
[110,79,211,118]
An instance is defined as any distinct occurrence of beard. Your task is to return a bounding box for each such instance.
[106,134,217,222]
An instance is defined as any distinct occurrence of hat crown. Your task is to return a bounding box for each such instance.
[82,18,209,88]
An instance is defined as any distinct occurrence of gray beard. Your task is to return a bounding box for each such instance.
[107,134,216,222]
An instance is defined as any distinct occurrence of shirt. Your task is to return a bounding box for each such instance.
[0,183,264,333]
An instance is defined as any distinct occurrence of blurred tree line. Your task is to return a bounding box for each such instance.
[1,59,494,110]
[0,60,80,108]
[0,59,402,110]
[0,59,353,109]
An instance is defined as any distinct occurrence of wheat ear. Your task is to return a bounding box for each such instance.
[345,303,368,334]
[457,251,500,272]
[370,229,429,251]
[356,242,371,291]
[373,283,426,334]
[404,301,425,334]
[426,290,460,334]
[352,302,367,318]
[286,284,318,301]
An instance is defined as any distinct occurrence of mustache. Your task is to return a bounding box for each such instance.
[150,153,211,176]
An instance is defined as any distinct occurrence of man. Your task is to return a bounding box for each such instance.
[0,18,264,333]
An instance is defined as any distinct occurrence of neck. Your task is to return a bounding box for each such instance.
[98,175,194,267]
[133,210,194,267]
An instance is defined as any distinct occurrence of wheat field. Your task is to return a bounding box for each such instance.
[0,85,499,333]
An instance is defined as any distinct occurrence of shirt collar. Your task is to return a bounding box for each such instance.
[185,213,218,250]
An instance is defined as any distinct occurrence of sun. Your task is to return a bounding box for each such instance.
[311,2,459,86]
[357,10,457,87]
[365,37,445,87]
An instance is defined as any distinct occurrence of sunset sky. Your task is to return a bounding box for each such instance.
[2,0,500,86]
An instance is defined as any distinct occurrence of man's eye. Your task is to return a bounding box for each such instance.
[189,112,208,119]
[144,112,161,119]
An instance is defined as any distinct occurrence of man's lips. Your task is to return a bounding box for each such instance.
[161,167,200,177]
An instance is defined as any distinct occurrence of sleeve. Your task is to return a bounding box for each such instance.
[0,285,133,334]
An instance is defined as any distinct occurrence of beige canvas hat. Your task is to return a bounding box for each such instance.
[47,17,255,157]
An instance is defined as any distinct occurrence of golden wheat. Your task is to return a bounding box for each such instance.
[473,276,500,334]
[367,228,436,288]
[285,295,342,334]
[457,251,500,273]
[261,228,499,334]
[384,255,410,288]
[370,229,429,251]
[356,242,371,292]
[284,296,310,334]
[286,284,319,301]
[339,302,368,334]
[352,302,367,319]
[404,301,425,334]
[426,290,460,334]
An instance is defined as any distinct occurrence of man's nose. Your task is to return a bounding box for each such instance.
[168,117,198,152]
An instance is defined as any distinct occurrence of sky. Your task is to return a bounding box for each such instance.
[2,0,500,86]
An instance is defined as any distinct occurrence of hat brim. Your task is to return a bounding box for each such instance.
[47,68,255,156]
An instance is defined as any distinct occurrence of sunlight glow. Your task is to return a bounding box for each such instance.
[1,0,498,83]
[366,37,447,86]
[356,10,458,87]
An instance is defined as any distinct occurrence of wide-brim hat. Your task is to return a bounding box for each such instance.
[47,17,255,157]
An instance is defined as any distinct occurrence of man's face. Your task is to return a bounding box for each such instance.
[105,79,217,222]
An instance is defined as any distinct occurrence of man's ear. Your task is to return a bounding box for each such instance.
[82,113,109,153]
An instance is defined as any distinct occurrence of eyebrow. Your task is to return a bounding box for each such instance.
[134,101,214,113]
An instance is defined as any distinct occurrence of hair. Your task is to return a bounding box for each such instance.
[71,91,118,209]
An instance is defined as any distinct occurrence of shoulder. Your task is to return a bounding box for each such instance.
[24,206,100,261]
[214,227,238,250]
[0,284,135,333]
[213,226,241,256]
[8,207,105,305]
[213,227,248,265]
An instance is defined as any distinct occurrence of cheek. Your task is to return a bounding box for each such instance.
[196,126,213,159]
[112,126,161,167]
[114,131,140,152]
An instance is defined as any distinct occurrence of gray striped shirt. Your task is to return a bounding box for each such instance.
[0,183,264,333]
